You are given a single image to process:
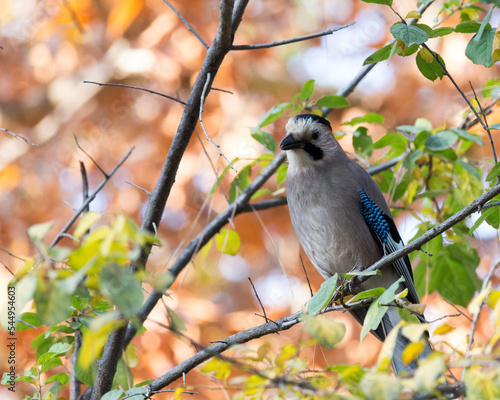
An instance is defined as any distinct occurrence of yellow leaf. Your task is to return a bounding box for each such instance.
[419,47,434,63]
[414,356,446,392]
[405,302,426,316]
[406,10,421,19]
[401,322,430,342]
[215,229,241,256]
[487,290,500,310]
[402,341,425,365]
[493,25,500,63]
[469,283,490,314]
[433,323,455,336]
[74,212,101,239]
[303,315,346,349]
[79,316,122,368]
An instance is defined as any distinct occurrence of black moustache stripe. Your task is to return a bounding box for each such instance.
[303,142,323,160]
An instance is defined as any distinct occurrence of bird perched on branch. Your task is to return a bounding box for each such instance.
[280,113,432,375]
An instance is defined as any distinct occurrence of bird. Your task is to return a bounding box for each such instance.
[279,113,432,375]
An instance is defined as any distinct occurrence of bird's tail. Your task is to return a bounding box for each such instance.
[379,307,434,375]
[350,306,434,375]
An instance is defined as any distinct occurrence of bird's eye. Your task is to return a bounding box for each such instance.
[311,131,320,140]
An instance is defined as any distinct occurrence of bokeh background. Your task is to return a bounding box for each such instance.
[1,0,500,398]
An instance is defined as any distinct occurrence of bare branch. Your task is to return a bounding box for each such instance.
[232,24,354,50]
[147,298,373,390]
[125,181,152,196]
[49,147,135,248]
[248,276,271,323]
[0,128,37,146]
[161,0,209,49]
[83,81,187,105]
[75,135,107,177]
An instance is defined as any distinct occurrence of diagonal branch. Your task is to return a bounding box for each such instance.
[49,147,134,248]
[231,24,354,50]
[1,127,37,146]
[161,0,209,49]
[147,298,373,390]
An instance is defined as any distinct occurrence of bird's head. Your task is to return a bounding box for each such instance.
[280,114,344,171]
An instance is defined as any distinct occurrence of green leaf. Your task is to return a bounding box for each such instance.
[433,27,454,37]
[465,28,496,66]
[35,280,72,326]
[416,50,446,81]
[342,113,384,126]
[370,133,408,150]
[465,367,500,400]
[16,312,42,330]
[45,373,69,386]
[403,149,424,170]
[28,221,54,241]
[259,102,292,127]
[300,80,315,103]
[347,287,385,304]
[490,123,500,130]
[215,229,241,256]
[455,21,482,33]
[276,163,288,186]
[360,277,404,342]
[477,5,494,39]
[315,95,350,109]
[74,212,101,239]
[361,372,402,400]
[306,274,338,315]
[425,130,458,151]
[303,315,345,349]
[353,127,373,157]
[363,44,392,65]
[48,342,72,354]
[100,264,143,316]
[390,23,429,46]
[361,0,392,5]
[101,389,125,400]
[486,161,500,182]
[448,128,484,145]
[430,244,481,307]
[457,159,481,180]
[251,128,277,153]
[167,306,186,332]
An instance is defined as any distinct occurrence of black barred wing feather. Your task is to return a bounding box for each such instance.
[358,188,419,304]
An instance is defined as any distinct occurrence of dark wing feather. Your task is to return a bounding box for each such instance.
[358,188,420,304]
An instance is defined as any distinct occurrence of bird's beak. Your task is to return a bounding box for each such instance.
[279,134,306,150]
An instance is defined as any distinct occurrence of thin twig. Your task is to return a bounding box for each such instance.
[248,277,271,323]
[198,72,237,171]
[299,254,314,298]
[469,81,496,165]
[442,297,473,322]
[74,135,107,177]
[125,181,151,196]
[232,24,354,50]
[161,0,209,49]
[49,147,135,248]
[83,81,187,105]
[80,162,90,214]
[422,43,497,165]
[0,128,37,146]
[0,247,26,262]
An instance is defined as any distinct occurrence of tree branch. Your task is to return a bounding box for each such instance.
[0,127,37,146]
[83,81,187,105]
[231,24,354,50]
[124,151,287,346]
[49,147,134,248]
[147,299,373,390]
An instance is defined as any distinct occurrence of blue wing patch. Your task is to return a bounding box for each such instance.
[358,188,390,244]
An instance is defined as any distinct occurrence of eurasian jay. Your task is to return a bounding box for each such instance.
[280,113,432,374]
